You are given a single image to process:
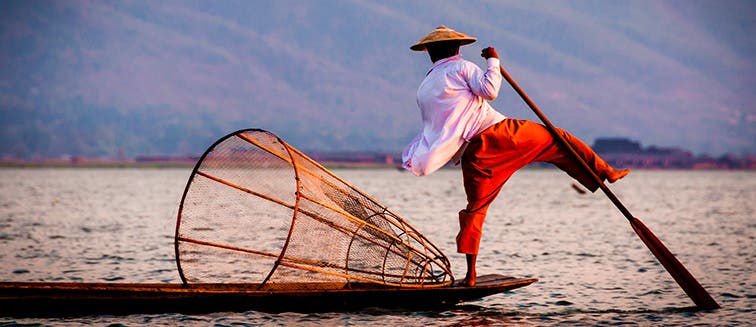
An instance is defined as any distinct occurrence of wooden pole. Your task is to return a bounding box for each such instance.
[498,64,719,309]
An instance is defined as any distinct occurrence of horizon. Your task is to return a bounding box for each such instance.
[3,135,752,163]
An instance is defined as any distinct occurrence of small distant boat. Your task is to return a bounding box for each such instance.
[0,129,536,316]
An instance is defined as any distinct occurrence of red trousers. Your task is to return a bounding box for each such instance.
[456,118,615,254]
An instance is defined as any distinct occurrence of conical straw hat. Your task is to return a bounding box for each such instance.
[410,25,477,51]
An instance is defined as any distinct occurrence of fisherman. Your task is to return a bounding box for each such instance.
[402,26,629,286]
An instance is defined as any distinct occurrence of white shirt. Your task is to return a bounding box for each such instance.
[402,55,506,176]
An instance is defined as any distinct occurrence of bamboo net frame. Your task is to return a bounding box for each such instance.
[175,129,453,289]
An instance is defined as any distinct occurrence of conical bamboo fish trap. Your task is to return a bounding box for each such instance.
[175,129,453,289]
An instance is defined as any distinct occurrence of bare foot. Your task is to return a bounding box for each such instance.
[608,168,630,183]
[461,274,476,287]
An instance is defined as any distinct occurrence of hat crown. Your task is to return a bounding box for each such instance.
[410,25,476,51]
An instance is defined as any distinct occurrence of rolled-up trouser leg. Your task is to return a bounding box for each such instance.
[527,124,616,192]
[456,210,487,254]
[457,120,523,254]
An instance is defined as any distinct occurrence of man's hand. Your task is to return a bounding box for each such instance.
[481,47,499,59]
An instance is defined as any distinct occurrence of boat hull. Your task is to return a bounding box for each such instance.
[0,274,536,316]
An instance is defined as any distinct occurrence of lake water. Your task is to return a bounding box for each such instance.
[0,167,753,326]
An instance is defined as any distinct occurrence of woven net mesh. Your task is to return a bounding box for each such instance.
[175,129,452,289]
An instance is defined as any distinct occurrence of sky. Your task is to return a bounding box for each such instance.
[0,0,754,158]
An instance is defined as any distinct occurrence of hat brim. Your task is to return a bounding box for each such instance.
[410,38,476,52]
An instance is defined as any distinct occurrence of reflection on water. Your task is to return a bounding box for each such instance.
[0,168,753,326]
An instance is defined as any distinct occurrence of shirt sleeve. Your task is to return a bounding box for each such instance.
[464,58,502,101]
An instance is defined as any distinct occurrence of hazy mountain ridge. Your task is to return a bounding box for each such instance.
[1,1,753,158]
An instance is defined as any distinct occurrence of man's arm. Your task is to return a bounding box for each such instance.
[466,47,502,100]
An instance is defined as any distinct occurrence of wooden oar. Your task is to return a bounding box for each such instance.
[498,64,720,309]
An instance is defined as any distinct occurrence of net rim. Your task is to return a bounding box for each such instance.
[174,128,277,284]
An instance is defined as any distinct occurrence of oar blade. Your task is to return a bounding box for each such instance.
[629,217,720,309]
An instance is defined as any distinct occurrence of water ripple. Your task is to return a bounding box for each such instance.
[0,168,752,326]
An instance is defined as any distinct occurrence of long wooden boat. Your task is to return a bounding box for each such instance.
[0,274,535,316]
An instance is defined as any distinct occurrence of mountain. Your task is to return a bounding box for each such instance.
[1,0,754,158]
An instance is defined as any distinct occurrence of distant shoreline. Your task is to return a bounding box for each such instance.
[1,161,753,171]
